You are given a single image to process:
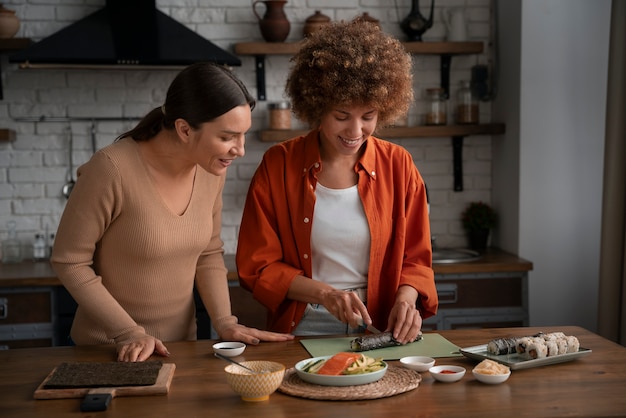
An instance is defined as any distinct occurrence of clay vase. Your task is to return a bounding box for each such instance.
[400,0,435,42]
[252,0,290,43]
[303,10,330,38]
[0,4,20,39]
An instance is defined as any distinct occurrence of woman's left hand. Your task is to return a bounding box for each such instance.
[386,286,422,344]
[219,324,294,345]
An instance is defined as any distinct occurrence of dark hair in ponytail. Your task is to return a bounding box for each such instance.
[117,63,255,142]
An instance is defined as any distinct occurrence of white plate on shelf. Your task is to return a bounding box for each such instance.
[294,356,387,386]
[460,344,592,370]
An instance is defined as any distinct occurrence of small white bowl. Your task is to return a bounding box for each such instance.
[429,365,466,382]
[472,369,511,384]
[400,356,436,372]
[213,341,246,357]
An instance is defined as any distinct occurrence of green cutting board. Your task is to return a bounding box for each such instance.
[300,333,462,360]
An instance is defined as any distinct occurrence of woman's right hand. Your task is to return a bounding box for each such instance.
[321,288,371,328]
[116,335,170,362]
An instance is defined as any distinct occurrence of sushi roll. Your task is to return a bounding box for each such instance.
[526,339,548,359]
[565,336,580,353]
[545,340,559,357]
[350,331,423,352]
[487,337,518,355]
[516,337,534,355]
[556,338,568,354]
[542,332,566,341]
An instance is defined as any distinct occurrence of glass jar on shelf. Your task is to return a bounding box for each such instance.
[424,87,447,126]
[268,101,291,130]
[456,80,479,124]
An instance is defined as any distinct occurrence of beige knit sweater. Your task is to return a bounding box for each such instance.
[51,138,232,345]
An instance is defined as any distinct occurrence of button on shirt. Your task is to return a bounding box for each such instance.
[236,130,437,333]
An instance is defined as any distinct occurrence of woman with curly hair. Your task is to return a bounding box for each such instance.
[236,20,438,343]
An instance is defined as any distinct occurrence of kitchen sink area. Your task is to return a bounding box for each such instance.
[432,248,481,264]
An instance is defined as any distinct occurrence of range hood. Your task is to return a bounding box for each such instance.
[9,0,241,69]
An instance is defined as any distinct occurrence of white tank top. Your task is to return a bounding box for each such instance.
[311,183,370,290]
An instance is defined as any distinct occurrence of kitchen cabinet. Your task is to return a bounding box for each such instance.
[234,40,504,191]
[0,250,531,347]
[0,287,55,349]
[422,271,528,330]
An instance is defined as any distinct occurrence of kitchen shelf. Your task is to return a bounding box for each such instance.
[234,41,484,100]
[258,123,505,142]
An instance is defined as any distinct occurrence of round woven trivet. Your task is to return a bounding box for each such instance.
[278,365,421,401]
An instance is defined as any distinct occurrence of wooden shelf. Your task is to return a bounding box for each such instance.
[0,38,33,51]
[234,41,484,56]
[258,123,505,142]
[234,41,485,101]
[0,128,16,142]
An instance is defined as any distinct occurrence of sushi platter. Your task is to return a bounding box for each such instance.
[459,345,592,370]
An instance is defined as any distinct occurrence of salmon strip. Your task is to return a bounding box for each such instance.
[317,352,361,375]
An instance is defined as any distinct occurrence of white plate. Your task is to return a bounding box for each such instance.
[459,344,592,370]
[294,355,387,387]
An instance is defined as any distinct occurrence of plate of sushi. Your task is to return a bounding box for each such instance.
[460,331,592,370]
[295,352,387,386]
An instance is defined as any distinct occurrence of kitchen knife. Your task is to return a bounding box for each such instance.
[366,324,382,334]
[356,316,382,334]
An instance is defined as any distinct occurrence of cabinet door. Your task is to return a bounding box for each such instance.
[0,288,54,348]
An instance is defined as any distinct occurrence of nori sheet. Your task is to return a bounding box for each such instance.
[43,361,163,389]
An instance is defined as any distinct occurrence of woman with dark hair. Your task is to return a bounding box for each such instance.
[237,20,438,344]
[52,63,293,362]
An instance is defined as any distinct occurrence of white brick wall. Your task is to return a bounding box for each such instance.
[0,0,494,258]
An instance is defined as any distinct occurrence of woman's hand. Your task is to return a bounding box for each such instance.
[219,324,294,345]
[386,286,422,344]
[116,336,170,362]
[321,289,371,329]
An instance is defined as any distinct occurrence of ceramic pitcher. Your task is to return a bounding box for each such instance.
[443,7,467,42]
[252,0,290,43]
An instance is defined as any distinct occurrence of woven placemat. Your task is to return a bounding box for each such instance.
[278,365,421,401]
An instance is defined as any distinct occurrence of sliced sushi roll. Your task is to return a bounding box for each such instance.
[542,332,566,341]
[487,337,518,355]
[565,336,580,353]
[556,338,568,354]
[526,339,548,359]
[516,337,534,355]
[545,340,559,357]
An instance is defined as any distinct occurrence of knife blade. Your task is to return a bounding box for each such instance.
[356,316,382,334]
[366,324,382,334]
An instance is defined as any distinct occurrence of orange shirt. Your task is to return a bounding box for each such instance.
[236,131,438,333]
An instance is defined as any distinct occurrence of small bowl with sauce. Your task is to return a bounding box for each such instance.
[429,365,466,382]
[213,341,246,357]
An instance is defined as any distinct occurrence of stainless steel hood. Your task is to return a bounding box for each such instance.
[9,0,241,69]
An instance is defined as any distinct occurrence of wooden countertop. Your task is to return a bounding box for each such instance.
[0,249,532,287]
[1,326,623,417]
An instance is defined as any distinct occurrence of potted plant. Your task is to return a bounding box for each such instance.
[461,201,497,251]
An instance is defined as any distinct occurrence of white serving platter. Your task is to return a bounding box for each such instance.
[460,344,592,370]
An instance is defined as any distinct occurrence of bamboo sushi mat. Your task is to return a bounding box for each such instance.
[278,366,421,401]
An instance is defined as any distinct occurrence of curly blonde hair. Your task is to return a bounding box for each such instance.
[285,19,413,129]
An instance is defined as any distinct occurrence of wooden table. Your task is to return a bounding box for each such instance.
[1,326,624,417]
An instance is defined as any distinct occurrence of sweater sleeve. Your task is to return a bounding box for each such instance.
[50,151,146,343]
